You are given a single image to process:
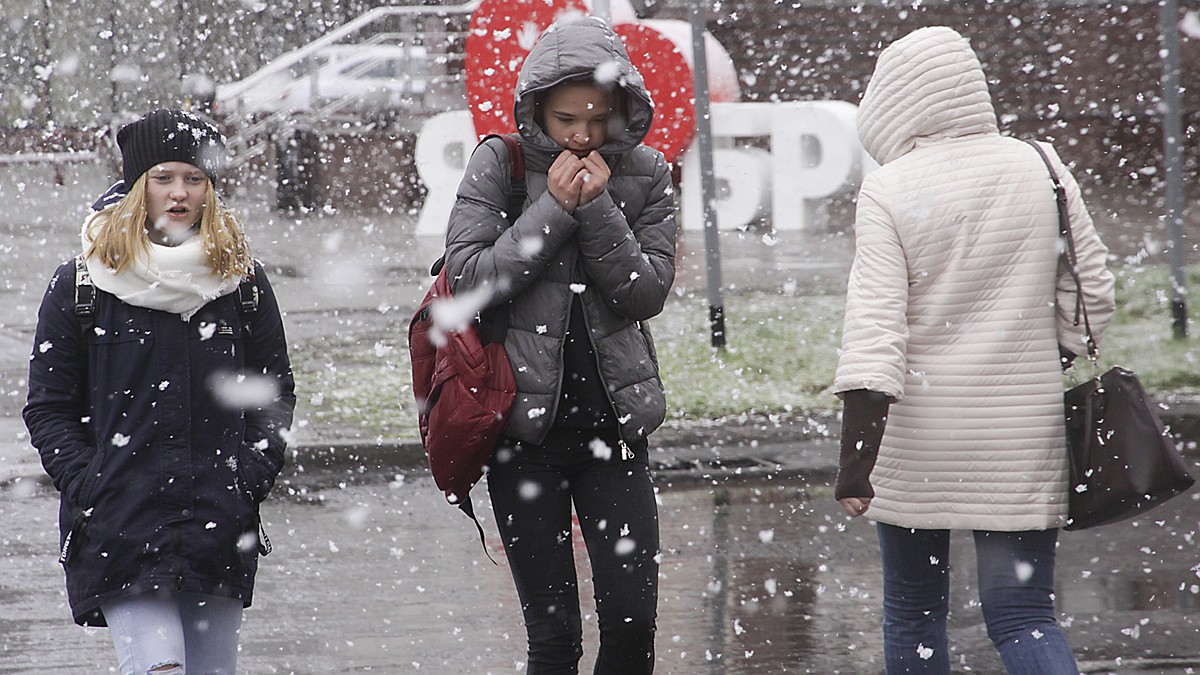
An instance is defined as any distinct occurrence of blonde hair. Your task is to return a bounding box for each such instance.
[84,174,252,279]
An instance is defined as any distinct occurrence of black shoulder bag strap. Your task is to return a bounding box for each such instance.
[1024,139,1097,360]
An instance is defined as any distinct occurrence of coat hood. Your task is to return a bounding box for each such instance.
[857,26,999,165]
[514,17,654,165]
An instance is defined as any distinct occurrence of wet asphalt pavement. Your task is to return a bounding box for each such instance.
[2,466,1198,674]
[0,164,1198,673]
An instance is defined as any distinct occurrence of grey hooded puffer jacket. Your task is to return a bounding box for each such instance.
[443,17,677,446]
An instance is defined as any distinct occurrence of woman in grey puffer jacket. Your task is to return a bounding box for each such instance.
[443,16,676,674]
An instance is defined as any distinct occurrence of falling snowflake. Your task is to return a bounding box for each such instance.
[1182,11,1200,39]
[111,433,130,447]
[519,236,544,258]
[210,372,280,409]
[237,532,258,553]
[518,480,541,501]
[594,60,622,84]
[589,437,612,460]
[1015,561,1034,582]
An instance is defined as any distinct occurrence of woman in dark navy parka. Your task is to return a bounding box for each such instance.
[24,109,296,674]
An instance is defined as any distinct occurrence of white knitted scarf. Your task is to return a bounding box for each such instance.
[80,213,237,321]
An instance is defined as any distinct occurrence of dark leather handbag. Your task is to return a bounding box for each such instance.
[1028,140,1195,530]
[1027,141,1195,528]
[1063,367,1195,529]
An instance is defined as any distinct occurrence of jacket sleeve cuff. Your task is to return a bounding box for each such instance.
[835,389,891,500]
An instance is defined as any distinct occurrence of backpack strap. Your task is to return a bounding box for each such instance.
[459,499,498,565]
[74,255,95,338]
[427,134,526,279]
[432,135,523,345]
[236,263,260,336]
[479,133,526,226]
[74,255,260,338]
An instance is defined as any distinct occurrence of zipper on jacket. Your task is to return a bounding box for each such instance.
[577,297,637,460]
[258,520,273,556]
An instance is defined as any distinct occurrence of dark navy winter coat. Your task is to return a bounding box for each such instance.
[24,259,296,626]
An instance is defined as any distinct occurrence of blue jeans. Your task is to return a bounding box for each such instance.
[488,428,659,674]
[101,591,243,675]
[876,524,1078,674]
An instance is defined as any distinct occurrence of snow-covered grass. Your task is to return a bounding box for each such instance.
[654,290,844,421]
[290,287,846,442]
[291,335,413,442]
[1099,263,1200,394]
[291,263,1200,442]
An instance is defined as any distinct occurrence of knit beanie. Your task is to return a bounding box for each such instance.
[117,109,226,188]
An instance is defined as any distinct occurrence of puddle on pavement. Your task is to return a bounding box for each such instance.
[1,476,1197,673]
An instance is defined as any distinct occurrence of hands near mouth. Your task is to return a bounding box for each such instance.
[547,149,610,214]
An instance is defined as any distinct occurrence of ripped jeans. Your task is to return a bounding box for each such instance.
[101,591,243,675]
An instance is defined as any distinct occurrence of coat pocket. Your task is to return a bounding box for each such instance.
[236,443,277,504]
[637,320,660,375]
[70,446,107,509]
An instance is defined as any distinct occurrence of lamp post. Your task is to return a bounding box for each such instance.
[1161,0,1188,338]
[689,0,725,349]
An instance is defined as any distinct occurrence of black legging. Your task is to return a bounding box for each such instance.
[487,427,659,674]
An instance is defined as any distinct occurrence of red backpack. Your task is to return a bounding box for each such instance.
[408,134,525,537]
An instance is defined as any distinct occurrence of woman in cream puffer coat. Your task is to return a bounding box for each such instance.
[832,27,1114,674]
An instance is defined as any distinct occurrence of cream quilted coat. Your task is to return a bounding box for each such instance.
[832,27,1116,531]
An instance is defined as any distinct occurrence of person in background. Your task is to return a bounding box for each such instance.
[441,16,677,674]
[831,27,1115,674]
[24,108,296,675]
